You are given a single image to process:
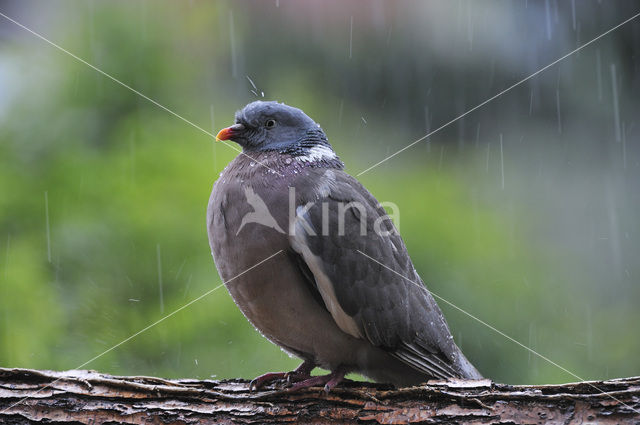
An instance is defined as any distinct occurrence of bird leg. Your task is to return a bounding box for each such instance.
[286,367,346,393]
[249,360,315,391]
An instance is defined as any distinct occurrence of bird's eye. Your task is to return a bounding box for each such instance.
[265,119,276,129]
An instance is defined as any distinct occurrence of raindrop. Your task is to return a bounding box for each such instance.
[610,63,621,142]
[246,75,257,91]
[129,132,136,185]
[361,117,367,124]
[467,0,474,51]
[529,86,534,115]
[485,142,491,173]
[424,106,432,153]
[605,184,622,279]
[45,191,51,263]
[157,244,164,314]
[544,0,552,40]
[586,305,593,361]
[595,49,602,101]
[571,0,576,30]
[528,322,536,367]
[349,16,353,59]
[424,105,430,134]
[622,122,627,169]
[229,10,238,78]
[175,259,187,280]
[556,87,562,134]
[183,274,193,298]
[499,134,505,190]
[4,234,10,280]
[457,102,465,151]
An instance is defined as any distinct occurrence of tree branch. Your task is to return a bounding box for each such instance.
[0,368,638,424]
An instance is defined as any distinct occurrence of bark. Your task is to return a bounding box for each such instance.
[0,368,638,424]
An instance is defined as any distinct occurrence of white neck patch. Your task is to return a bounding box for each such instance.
[296,145,337,163]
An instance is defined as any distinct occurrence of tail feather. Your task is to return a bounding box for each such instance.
[454,350,483,379]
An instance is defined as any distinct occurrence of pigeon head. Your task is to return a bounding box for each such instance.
[216,101,333,155]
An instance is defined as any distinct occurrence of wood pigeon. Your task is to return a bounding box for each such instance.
[208,101,482,392]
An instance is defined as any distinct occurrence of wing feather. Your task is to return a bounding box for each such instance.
[289,169,470,379]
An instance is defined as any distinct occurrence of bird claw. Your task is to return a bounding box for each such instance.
[285,368,346,393]
[284,370,310,384]
[249,361,316,391]
[284,371,295,384]
[249,372,287,391]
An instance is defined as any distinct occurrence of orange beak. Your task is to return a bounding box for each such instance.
[215,123,245,141]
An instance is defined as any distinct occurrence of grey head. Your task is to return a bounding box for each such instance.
[216,101,333,156]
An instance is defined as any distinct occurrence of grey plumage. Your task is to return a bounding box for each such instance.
[208,101,482,390]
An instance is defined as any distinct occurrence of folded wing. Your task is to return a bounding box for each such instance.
[289,171,473,379]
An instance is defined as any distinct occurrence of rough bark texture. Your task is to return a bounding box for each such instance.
[0,368,639,424]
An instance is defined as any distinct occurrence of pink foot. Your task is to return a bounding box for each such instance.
[249,372,287,391]
[249,360,315,391]
[287,368,346,393]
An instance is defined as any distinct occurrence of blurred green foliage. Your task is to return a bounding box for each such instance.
[1,1,638,385]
